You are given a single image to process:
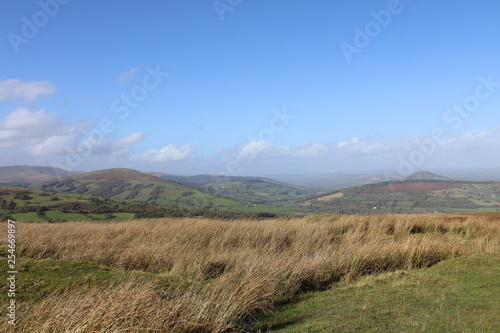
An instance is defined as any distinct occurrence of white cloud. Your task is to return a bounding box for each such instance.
[440,128,500,151]
[108,132,147,156]
[336,136,415,155]
[0,79,55,103]
[338,137,360,148]
[0,108,146,159]
[137,144,193,162]
[29,134,76,156]
[281,142,328,157]
[113,132,147,149]
[239,141,274,158]
[0,108,60,144]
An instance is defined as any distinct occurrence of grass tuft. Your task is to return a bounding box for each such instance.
[0,214,498,332]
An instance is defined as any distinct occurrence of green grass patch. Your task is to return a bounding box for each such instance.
[109,212,136,220]
[256,253,500,332]
[9,212,47,222]
[0,258,156,304]
[45,211,92,221]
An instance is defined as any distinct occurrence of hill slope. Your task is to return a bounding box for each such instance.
[154,173,310,204]
[301,179,500,214]
[39,168,225,209]
[37,168,307,215]
[0,165,80,184]
[257,253,500,332]
[406,171,451,181]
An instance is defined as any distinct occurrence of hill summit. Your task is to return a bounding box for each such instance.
[405,171,451,181]
[0,165,80,184]
[73,168,173,183]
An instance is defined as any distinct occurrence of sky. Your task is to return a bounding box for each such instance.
[0,0,499,177]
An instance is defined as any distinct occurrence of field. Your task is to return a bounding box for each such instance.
[304,180,500,214]
[1,214,499,332]
[202,180,308,204]
[0,186,308,222]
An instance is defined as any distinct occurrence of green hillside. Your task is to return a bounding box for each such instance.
[257,253,500,332]
[202,179,308,203]
[0,168,308,220]
[157,173,310,204]
[301,179,500,214]
[38,168,232,209]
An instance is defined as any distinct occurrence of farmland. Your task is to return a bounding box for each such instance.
[303,180,500,214]
[0,186,306,222]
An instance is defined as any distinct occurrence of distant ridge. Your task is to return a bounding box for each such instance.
[0,165,80,184]
[153,173,284,187]
[70,168,175,183]
[405,171,451,181]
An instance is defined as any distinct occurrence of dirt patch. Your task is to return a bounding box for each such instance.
[316,192,344,202]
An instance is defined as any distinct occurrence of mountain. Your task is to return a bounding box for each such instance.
[39,168,216,209]
[0,165,80,184]
[153,173,280,186]
[300,179,500,214]
[270,171,402,192]
[37,168,306,215]
[154,173,310,203]
[405,171,451,181]
[73,168,177,183]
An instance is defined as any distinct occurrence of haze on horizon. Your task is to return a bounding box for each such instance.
[1,0,499,177]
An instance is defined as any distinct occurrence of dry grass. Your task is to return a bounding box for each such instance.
[2,214,499,332]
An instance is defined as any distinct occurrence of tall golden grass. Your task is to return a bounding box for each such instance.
[2,214,499,332]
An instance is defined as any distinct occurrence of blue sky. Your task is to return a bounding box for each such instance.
[1,0,499,176]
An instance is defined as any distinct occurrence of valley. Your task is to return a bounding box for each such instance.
[2,166,500,221]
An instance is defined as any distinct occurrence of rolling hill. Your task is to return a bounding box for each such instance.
[405,171,451,181]
[301,172,500,214]
[154,173,310,204]
[0,165,80,184]
[35,168,307,215]
[38,168,233,209]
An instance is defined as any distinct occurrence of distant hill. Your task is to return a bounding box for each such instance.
[300,178,500,214]
[153,173,310,203]
[0,165,80,184]
[36,168,306,215]
[73,168,177,183]
[271,172,402,192]
[406,171,451,181]
[39,168,216,209]
[153,173,281,186]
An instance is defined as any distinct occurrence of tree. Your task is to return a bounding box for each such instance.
[7,200,17,210]
[37,208,46,217]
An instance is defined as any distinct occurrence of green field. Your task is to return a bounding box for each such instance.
[0,186,308,222]
[303,180,500,214]
[203,179,308,204]
[257,253,500,332]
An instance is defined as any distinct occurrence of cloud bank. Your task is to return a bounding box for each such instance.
[0,79,55,103]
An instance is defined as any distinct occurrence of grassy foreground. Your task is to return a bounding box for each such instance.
[1,214,499,332]
[256,253,500,332]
